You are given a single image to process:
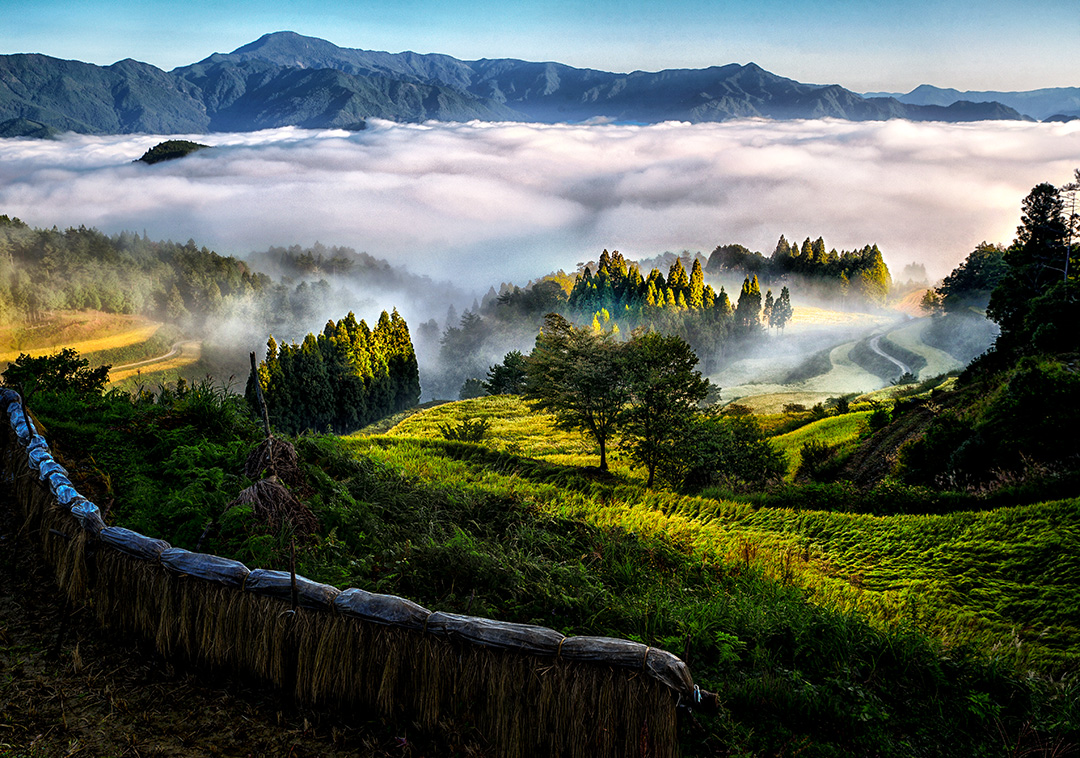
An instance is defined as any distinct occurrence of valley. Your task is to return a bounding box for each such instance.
[3,5,1079,755]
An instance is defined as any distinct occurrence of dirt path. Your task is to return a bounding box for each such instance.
[868,334,912,376]
[111,341,190,371]
[109,340,202,383]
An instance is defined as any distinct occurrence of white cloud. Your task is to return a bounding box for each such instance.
[1,119,1078,284]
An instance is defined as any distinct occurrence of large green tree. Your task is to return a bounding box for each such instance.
[523,313,626,471]
[620,330,711,487]
[937,243,1008,313]
[987,181,1078,355]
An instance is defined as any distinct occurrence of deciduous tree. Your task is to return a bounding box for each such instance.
[523,313,626,471]
[620,330,710,487]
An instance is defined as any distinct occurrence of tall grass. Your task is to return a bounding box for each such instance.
[23,388,1080,755]
[364,397,1079,673]
[770,410,871,479]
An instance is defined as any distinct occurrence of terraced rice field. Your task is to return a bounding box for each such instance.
[884,318,964,379]
[0,312,163,365]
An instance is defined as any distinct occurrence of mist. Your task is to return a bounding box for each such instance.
[2,119,1078,288]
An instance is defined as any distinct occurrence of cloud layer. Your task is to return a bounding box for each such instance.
[2,119,1078,286]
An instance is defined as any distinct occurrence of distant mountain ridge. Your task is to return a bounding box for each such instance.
[864,84,1080,121]
[0,31,1036,136]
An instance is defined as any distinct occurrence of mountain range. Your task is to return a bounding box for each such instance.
[863,84,1080,122]
[0,31,1046,136]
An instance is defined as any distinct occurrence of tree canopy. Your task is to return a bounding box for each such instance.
[249,310,420,434]
[522,313,625,471]
[621,330,711,487]
[987,178,1079,356]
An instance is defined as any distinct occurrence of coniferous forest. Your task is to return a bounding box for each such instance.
[248,310,420,434]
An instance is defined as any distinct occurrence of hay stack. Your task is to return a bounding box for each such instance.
[229,478,318,536]
[244,435,304,490]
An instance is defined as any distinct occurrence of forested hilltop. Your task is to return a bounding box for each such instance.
[429,236,892,398]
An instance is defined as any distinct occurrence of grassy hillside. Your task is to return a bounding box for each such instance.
[14,380,1076,756]
[355,397,1079,673]
[771,410,871,479]
[0,311,162,365]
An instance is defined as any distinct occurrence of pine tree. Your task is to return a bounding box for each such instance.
[688,259,705,310]
[735,275,762,334]
[771,286,793,333]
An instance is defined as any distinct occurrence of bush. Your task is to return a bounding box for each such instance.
[459,377,487,400]
[2,348,110,396]
[664,415,787,492]
[796,439,844,482]
[867,403,892,432]
[438,417,491,442]
[829,395,852,415]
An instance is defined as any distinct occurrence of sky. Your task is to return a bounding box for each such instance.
[4,0,1079,93]
[2,120,1077,289]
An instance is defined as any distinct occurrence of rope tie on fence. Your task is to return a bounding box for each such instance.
[642,646,651,671]
[556,636,566,659]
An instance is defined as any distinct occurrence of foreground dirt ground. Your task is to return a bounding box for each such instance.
[0,494,483,758]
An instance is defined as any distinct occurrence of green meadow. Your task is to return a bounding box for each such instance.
[18,382,1080,756]
[350,396,1079,673]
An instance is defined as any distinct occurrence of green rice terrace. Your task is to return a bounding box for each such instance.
[4,355,1078,757]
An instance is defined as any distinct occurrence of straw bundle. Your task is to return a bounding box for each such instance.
[244,435,305,490]
[228,478,318,536]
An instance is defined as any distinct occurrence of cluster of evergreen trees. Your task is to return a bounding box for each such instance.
[563,251,793,358]
[707,236,892,306]
[567,249,728,318]
[249,311,420,434]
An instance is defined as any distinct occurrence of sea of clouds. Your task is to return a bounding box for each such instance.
[1,118,1078,286]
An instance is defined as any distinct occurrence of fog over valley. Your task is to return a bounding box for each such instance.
[3,119,1079,289]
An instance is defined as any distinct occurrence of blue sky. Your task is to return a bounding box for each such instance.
[4,0,1078,93]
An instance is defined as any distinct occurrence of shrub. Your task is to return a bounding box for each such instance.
[459,377,487,400]
[796,439,843,482]
[2,348,110,396]
[664,415,787,492]
[829,395,852,415]
[438,417,491,442]
[867,403,892,432]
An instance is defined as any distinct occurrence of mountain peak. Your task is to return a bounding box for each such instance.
[231,31,345,56]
